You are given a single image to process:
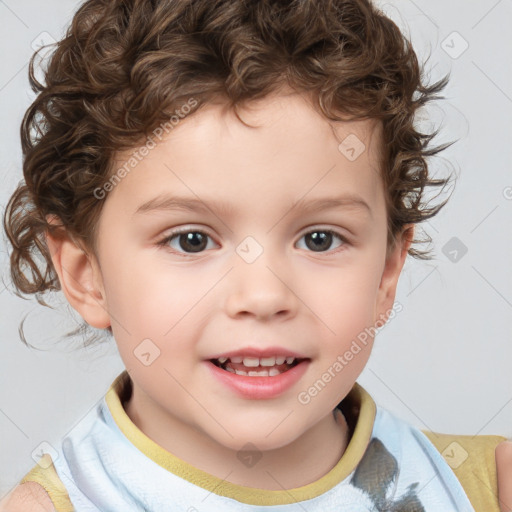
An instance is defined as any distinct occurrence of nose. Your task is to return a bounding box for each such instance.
[224,250,298,321]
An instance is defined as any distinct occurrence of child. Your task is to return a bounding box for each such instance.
[1,0,509,510]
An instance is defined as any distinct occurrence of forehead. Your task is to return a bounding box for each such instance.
[107,92,385,219]
[157,91,383,162]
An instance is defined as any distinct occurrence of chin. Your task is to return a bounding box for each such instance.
[206,423,302,453]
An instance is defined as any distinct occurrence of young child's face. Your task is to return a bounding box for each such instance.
[85,91,408,451]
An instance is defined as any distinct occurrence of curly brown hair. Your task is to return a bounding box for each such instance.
[3,0,454,347]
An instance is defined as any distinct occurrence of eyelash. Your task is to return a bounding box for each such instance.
[155,227,350,257]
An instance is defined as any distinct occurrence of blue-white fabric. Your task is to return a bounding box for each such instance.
[48,391,475,511]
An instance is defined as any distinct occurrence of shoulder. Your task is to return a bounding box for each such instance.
[0,482,55,512]
[4,454,74,512]
[421,429,507,512]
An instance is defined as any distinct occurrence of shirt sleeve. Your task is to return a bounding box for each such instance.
[19,453,74,512]
[421,429,506,512]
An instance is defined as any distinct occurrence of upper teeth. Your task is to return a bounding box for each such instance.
[217,356,296,366]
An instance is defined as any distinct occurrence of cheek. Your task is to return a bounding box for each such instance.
[101,248,200,323]
[100,251,214,357]
[307,257,382,322]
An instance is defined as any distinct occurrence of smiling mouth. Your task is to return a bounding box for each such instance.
[209,356,306,377]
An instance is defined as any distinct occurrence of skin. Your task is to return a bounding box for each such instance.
[44,90,414,490]
[497,440,512,511]
[0,482,55,511]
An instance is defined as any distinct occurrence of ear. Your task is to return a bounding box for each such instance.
[45,216,111,329]
[374,224,414,324]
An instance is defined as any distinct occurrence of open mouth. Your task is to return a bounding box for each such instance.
[209,356,306,377]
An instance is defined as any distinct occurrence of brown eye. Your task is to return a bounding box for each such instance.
[176,232,208,252]
[297,229,347,253]
[158,230,214,254]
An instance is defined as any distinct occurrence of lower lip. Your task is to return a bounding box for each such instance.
[206,360,310,400]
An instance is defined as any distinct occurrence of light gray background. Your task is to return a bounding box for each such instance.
[1,0,511,499]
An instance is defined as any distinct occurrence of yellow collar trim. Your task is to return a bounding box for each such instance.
[105,370,376,506]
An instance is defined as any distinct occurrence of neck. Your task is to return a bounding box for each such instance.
[124,385,351,490]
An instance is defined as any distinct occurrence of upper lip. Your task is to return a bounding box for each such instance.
[208,347,309,360]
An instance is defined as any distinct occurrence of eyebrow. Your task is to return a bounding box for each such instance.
[133,193,372,219]
[289,195,372,218]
